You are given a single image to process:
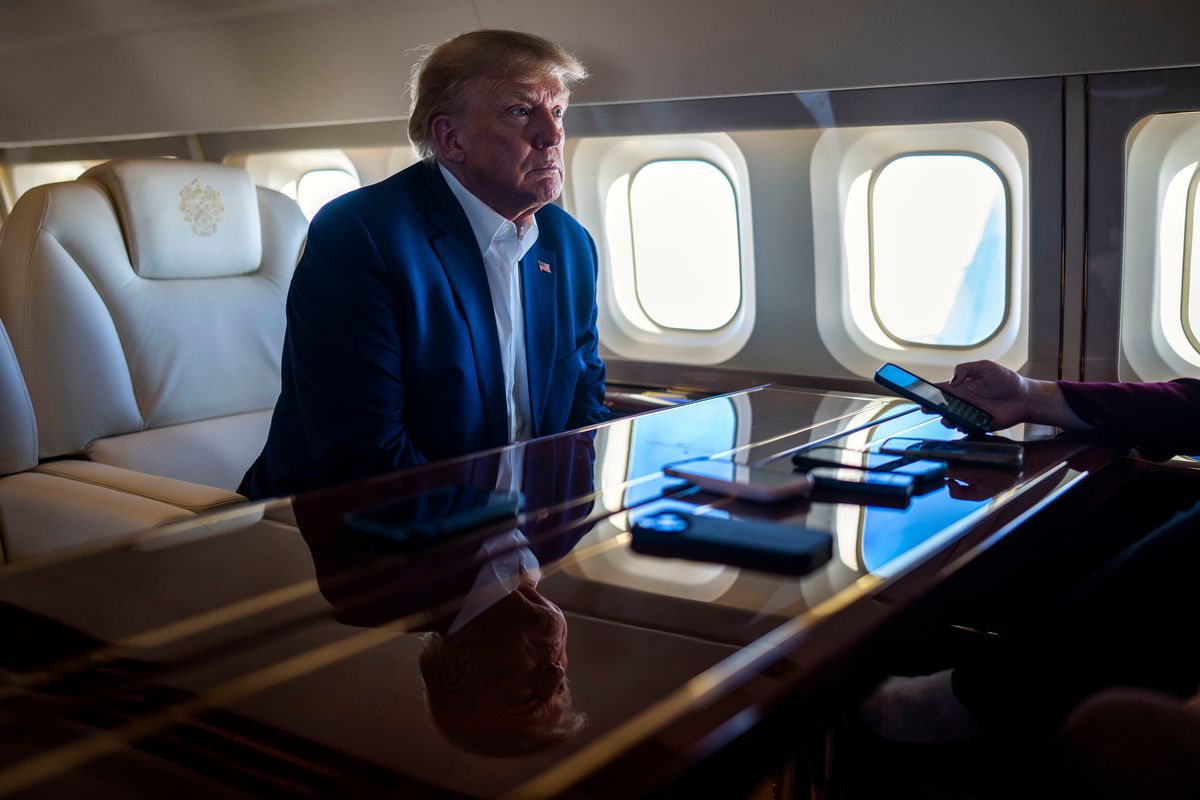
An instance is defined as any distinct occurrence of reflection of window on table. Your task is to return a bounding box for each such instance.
[622,397,738,506]
[860,490,992,575]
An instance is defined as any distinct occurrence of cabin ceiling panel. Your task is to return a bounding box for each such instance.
[2,0,1200,146]
[0,0,477,146]
[0,0,350,53]
[480,0,1200,106]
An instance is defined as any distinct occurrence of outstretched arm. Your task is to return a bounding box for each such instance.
[939,360,1092,431]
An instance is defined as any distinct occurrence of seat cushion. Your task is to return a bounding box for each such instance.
[0,472,194,561]
[33,461,244,513]
[85,410,273,491]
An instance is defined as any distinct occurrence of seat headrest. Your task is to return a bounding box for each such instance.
[83,159,262,279]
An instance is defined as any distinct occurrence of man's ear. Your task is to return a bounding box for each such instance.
[441,642,471,689]
[432,114,467,165]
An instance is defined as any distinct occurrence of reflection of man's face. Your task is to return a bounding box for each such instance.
[420,576,582,756]
[457,579,571,730]
[454,78,569,224]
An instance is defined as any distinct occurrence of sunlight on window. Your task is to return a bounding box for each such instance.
[629,160,741,330]
[871,154,1008,346]
[10,160,102,200]
[295,169,359,220]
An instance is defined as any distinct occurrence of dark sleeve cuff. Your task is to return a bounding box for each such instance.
[1057,378,1200,460]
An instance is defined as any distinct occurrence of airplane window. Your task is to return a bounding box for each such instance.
[570,132,755,365]
[1120,113,1200,380]
[1182,166,1200,354]
[625,160,741,331]
[869,153,1008,347]
[295,168,360,220]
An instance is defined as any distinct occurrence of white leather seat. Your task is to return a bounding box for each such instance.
[0,158,307,491]
[0,318,244,561]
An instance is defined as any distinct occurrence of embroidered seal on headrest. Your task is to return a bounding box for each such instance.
[179,178,224,237]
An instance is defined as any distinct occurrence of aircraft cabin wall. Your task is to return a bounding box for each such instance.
[3,1,1200,391]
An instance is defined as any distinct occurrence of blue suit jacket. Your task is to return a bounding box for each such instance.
[241,162,608,499]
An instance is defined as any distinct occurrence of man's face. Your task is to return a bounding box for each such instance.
[447,77,569,223]
[458,581,571,731]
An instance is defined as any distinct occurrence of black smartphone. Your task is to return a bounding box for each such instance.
[790,446,947,490]
[873,362,993,433]
[343,485,522,549]
[630,509,832,575]
[879,437,1024,469]
[806,466,915,500]
[663,458,812,503]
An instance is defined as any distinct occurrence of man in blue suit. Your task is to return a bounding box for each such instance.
[241,30,609,499]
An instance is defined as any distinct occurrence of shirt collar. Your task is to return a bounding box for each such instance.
[438,162,539,260]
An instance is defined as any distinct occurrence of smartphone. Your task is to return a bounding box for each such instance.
[343,485,522,548]
[807,466,915,500]
[630,509,832,575]
[879,437,1024,469]
[874,363,993,433]
[663,458,813,503]
[791,446,947,488]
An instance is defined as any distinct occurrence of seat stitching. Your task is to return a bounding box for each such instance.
[153,510,200,528]
[0,325,37,467]
[19,190,51,458]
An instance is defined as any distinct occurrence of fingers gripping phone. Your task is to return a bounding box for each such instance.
[663,458,813,503]
[630,509,833,575]
[874,363,993,433]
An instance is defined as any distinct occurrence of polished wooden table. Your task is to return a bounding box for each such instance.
[0,386,1115,798]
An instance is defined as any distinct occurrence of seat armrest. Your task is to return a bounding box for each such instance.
[33,460,245,513]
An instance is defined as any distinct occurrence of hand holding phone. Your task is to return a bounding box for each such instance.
[663,458,812,503]
[874,363,992,433]
[630,509,832,575]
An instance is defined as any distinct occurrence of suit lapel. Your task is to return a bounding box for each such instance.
[421,166,507,446]
[522,246,557,436]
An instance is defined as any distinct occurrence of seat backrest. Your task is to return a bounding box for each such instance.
[0,317,36,477]
[0,158,306,488]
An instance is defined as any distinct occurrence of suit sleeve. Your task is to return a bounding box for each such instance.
[565,232,611,429]
[285,202,428,480]
[1058,378,1200,460]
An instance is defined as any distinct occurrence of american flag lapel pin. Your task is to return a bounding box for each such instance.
[538,260,552,274]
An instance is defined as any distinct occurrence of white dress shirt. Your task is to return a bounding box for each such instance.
[446,527,541,636]
[439,163,537,443]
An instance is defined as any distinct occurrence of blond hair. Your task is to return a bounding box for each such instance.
[407,30,588,162]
